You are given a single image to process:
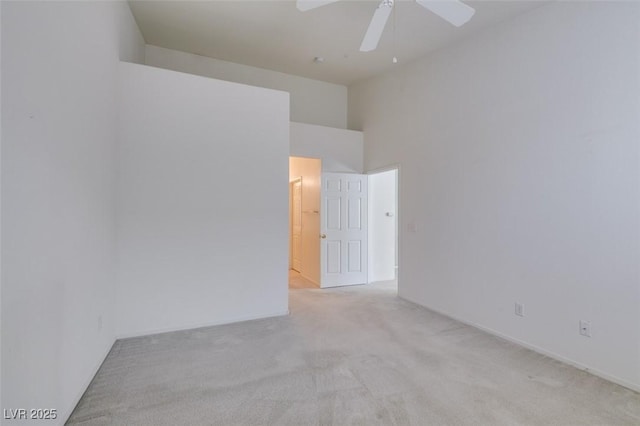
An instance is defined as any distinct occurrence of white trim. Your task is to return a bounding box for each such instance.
[366,163,401,175]
[60,339,116,426]
[116,310,290,340]
[290,177,303,271]
[400,296,640,393]
[366,164,401,289]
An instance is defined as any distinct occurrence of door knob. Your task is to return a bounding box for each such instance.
[320,234,326,239]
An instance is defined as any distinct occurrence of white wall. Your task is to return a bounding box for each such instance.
[349,2,640,390]
[289,157,322,284]
[116,62,290,338]
[368,169,397,283]
[146,45,347,129]
[1,1,144,424]
[118,2,146,64]
[1,2,4,412]
[290,122,363,173]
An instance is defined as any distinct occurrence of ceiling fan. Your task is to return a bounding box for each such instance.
[297,0,475,52]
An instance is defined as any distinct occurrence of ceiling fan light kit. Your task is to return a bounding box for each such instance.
[297,0,476,53]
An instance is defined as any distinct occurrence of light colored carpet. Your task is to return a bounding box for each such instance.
[68,282,639,425]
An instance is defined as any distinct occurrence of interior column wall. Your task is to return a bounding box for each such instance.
[116,63,290,338]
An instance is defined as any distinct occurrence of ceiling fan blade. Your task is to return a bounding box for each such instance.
[415,0,475,27]
[296,0,341,12]
[360,0,393,52]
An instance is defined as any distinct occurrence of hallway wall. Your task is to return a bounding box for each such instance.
[146,45,347,129]
[290,122,363,173]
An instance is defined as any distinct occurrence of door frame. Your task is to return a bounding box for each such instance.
[367,164,401,290]
[289,177,302,271]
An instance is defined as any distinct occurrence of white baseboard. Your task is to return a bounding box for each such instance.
[399,296,640,394]
[59,338,116,426]
[116,310,290,340]
[321,282,367,289]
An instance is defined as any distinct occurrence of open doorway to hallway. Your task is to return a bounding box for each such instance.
[368,167,399,292]
[289,156,321,289]
[288,157,395,292]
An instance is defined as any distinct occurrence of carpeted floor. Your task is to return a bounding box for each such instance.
[68,282,640,425]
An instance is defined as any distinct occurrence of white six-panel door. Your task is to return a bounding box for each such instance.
[321,173,368,288]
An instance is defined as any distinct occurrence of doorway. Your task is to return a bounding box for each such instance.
[368,167,399,291]
[289,156,321,289]
[288,158,396,291]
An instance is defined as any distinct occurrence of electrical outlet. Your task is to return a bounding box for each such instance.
[515,302,524,317]
[579,320,592,337]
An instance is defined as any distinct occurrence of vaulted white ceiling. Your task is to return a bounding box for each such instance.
[129,0,546,86]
